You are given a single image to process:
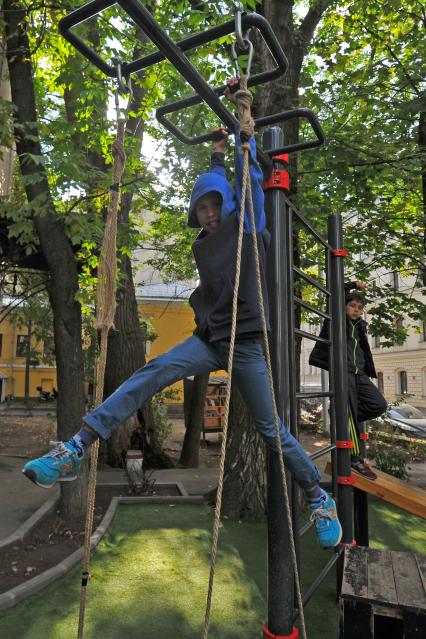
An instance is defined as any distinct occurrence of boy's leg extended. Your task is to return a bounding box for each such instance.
[230,341,341,548]
[23,336,220,488]
[84,336,221,440]
[230,342,320,490]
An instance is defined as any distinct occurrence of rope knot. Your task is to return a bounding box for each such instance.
[234,75,255,141]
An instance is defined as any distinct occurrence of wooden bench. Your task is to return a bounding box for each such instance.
[202,379,226,443]
[341,545,426,638]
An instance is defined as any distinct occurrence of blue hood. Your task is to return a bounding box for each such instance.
[188,171,235,228]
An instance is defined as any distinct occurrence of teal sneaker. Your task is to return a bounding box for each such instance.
[23,440,84,488]
[309,490,342,548]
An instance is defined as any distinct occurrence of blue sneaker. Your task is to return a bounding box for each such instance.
[309,490,342,548]
[23,440,84,488]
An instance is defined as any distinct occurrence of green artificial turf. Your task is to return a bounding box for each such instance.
[0,499,424,639]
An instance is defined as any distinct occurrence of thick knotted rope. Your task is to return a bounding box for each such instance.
[202,85,307,639]
[77,117,126,639]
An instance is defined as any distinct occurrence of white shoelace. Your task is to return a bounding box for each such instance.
[48,441,70,459]
[310,506,331,523]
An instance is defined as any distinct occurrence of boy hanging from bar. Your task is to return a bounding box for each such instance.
[309,281,388,480]
[23,78,342,548]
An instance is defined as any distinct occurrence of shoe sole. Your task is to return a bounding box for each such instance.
[23,469,77,489]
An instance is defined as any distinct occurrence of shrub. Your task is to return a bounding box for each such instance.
[368,435,409,480]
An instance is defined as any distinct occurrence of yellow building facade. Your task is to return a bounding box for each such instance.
[0,314,57,400]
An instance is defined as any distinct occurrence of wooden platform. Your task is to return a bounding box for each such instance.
[341,545,426,638]
[324,462,426,519]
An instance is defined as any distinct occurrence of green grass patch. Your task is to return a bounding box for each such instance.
[0,499,424,638]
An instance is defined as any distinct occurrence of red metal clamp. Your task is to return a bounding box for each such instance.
[332,249,347,257]
[262,169,290,192]
[336,440,354,449]
[337,475,358,485]
[272,153,289,165]
[263,625,299,639]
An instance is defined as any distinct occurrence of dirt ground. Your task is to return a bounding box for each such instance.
[0,414,329,594]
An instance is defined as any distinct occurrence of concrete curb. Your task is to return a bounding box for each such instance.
[0,488,204,612]
[0,495,59,551]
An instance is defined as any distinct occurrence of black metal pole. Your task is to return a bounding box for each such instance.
[262,126,295,638]
[327,214,353,546]
[353,488,369,547]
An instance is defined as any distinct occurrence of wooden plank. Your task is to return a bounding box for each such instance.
[392,551,426,612]
[415,554,426,595]
[324,462,426,519]
[203,417,223,428]
[367,548,398,608]
[341,545,368,599]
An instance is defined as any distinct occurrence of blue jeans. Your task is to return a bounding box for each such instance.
[84,336,320,489]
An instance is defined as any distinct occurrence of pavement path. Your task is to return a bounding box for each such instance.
[0,455,219,540]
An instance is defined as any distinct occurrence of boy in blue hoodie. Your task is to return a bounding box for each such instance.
[23,80,341,548]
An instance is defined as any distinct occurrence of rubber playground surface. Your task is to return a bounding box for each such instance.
[0,501,424,639]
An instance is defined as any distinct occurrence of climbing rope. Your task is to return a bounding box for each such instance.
[77,70,130,638]
[202,75,307,639]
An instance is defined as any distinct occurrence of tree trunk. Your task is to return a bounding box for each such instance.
[179,373,209,467]
[219,385,266,521]
[100,13,174,468]
[4,0,86,520]
[24,318,31,402]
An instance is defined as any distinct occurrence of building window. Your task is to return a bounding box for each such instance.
[398,370,408,395]
[377,372,384,394]
[393,271,399,291]
[422,321,426,342]
[16,335,29,357]
[423,368,426,396]
[374,335,381,348]
[0,333,2,357]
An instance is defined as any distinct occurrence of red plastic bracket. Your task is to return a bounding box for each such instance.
[262,169,290,192]
[332,248,347,257]
[272,153,289,165]
[336,440,354,449]
[263,625,299,639]
[337,475,358,485]
[359,432,369,440]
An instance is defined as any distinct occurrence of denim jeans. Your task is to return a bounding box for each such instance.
[84,336,320,489]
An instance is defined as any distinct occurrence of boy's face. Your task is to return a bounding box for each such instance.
[346,299,364,320]
[195,192,222,233]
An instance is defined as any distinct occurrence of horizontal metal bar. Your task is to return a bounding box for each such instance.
[293,267,330,296]
[156,13,288,148]
[59,0,118,76]
[290,207,332,249]
[309,443,336,461]
[294,297,331,320]
[296,391,334,399]
[60,8,288,81]
[295,328,331,344]
[256,108,325,154]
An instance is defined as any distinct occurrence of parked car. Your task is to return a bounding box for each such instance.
[370,403,426,440]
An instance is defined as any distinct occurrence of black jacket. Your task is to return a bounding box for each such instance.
[190,213,270,342]
[308,282,377,378]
